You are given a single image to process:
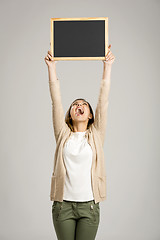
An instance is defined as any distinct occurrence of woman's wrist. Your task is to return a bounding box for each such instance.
[48,64,56,72]
[102,62,112,80]
[103,62,112,68]
[48,65,57,81]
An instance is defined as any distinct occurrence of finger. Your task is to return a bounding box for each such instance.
[107,45,111,53]
[109,57,115,60]
[106,57,114,61]
[105,57,114,62]
[107,49,111,55]
[48,50,53,57]
[106,51,112,57]
[105,53,111,60]
[47,53,53,60]
[105,57,115,63]
[106,53,113,60]
[44,58,49,63]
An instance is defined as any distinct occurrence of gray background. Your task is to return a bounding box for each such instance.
[0,0,159,239]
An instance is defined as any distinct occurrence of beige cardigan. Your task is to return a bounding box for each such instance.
[49,77,110,204]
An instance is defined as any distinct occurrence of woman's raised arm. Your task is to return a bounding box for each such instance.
[93,45,115,145]
[44,51,66,143]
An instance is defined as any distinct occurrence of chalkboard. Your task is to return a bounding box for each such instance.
[50,17,108,61]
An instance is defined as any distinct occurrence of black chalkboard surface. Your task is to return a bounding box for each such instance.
[50,17,108,61]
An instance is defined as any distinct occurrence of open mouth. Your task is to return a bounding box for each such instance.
[75,108,84,116]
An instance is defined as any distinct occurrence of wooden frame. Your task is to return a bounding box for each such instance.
[50,17,108,61]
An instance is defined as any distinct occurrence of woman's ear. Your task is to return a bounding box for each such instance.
[89,113,92,119]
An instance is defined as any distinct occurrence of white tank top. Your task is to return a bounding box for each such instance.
[62,131,94,201]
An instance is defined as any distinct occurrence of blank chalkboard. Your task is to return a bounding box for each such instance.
[50,17,108,61]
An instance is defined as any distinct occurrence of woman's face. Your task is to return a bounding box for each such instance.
[70,100,92,122]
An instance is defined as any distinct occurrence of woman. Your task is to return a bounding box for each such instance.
[44,45,115,240]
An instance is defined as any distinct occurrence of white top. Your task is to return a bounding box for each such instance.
[62,131,94,201]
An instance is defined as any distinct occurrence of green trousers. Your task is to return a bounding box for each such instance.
[52,199,100,240]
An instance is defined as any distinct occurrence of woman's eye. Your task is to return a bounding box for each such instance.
[72,102,87,106]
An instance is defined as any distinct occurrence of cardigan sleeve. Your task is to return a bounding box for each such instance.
[93,78,111,145]
[49,79,66,142]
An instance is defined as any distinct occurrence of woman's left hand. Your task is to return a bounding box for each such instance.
[103,44,115,65]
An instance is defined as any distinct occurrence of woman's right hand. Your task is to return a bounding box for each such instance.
[44,50,57,69]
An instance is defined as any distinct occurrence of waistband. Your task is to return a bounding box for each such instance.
[63,199,95,204]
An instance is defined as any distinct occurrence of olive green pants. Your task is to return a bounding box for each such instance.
[52,199,100,240]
